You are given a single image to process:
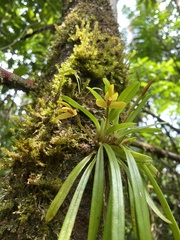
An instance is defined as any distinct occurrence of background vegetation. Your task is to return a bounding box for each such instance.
[0,0,179,239]
[120,0,180,238]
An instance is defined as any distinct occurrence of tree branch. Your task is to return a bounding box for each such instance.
[0,23,58,51]
[0,67,37,93]
[172,0,180,15]
[132,140,180,163]
[143,108,180,134]
[0,26,28,51]
[21,23,56,41]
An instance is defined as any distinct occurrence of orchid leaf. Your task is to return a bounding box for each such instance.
[118,82,140,104]
[130,150,153,164]
[145,188,171,224]
[45,153,94,222]
[126,94,151,122]
[58,157,96,240]
[106,122,136,134]
[115,124,161,139]
[128,179,138,238]
[87,87,104,101]
[62,95,100,130]
[102,187,113,240]
[122,146,152,240]
[103,143,125,240]
[88,145,104,240]
[142,165,180,240]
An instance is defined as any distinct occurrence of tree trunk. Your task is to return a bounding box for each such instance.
[0,0,129,239]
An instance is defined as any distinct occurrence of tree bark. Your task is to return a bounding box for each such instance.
[0,0,129,239]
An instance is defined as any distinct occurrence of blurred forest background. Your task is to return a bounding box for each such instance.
[0,0,179,239]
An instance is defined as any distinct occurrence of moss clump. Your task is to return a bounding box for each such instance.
[70,20,128,86]
[0,61,92,238]
[45,2,129,92]
[0,70,84,239]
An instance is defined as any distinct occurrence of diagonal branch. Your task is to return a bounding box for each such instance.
[172,0,180,15]
[21,23,56,41]
[132,140,180,163]
[0,26,28,51]
[0,67,37,93]
[143,108,180,134]
[0,23,58,51]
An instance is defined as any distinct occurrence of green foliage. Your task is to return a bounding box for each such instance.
[124,2,179,61]
[46,80,180,240]
[121,1,180,238]
[123,0,180,119]
[129,57,180,116]
[122,0,180,158]
[0,0,62,79]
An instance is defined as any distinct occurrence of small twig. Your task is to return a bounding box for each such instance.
[132,140,180,163]
[0,26,28,51]
[0,22,59,51]
[22,23,57,40]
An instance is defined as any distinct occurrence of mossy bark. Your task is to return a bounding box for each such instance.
[0,0,129,239]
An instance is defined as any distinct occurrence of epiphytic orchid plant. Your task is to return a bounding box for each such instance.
[45,79,180,240]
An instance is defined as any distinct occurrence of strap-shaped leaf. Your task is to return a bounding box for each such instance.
[117,157,138,238]
[108,107,125,123]
[122,146,152,240]
[130,149,152,164]
[128,179,138,238]
[118,82,140,104]
[115,124,161,139]
[97,118,106,139]
[102,187,113,240]
[58,157,96,240]
[145,188,171,223]
[87,87,104,101]
[143,164,180,240]
[103,144,124,240]
[126,94,151,122]
[88,145,104,240]
[146,163,158,177]
[45,153,94,222]
[103,78,111,92]
[106,122,136,135]
[109,82,140,124]
[62,95,100,130]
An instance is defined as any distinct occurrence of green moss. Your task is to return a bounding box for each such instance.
[46,2,129,92]
[70,20,128,86]
[0,73,89,239]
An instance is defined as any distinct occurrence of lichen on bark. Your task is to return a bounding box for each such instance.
[0,1,129,239]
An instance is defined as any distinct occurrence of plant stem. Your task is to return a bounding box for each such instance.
[75,115,93,140]
[101,108,110,142]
